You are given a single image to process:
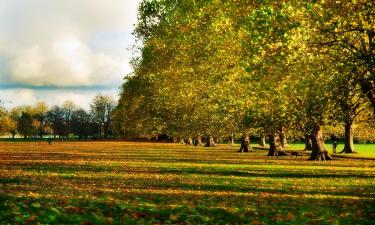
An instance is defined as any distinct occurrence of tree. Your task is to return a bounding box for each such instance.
[71,108,97,139]
[47,106,66,138]
[90,94,115,139]
[34,102,49,139]
[308,0,374,112]
[17,111,34,139]
[62,101,76,138]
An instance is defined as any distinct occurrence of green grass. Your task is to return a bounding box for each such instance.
[0,141,374,224]
[286,143,375,158]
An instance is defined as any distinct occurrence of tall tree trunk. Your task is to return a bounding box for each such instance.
[194,135,203,146]
[155,133,159,141]
[238,129,252,152]
[280,127,288,148]
[342,121,355,153]
[309,124,332,161]
[304,134,313,151]
[228,134,235,145]
[12,132,15,139]
[205,135,217,147]
[268,132,287,156]
[259,133,266,148]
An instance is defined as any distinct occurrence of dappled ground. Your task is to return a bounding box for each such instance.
[0,142,374,224]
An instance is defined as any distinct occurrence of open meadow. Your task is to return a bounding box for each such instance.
[0,141,375,224]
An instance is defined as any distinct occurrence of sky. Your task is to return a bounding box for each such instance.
[0,0,141,109]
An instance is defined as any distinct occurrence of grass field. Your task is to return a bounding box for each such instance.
[0,141,374,224]
[286,143,375,158]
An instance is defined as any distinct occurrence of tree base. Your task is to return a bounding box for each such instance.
[267,150,288,157]
[309,151,333,161]
[339,149,357,154]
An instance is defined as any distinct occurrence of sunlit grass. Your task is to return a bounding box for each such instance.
[287,143,375,157]
[0,141,374,224]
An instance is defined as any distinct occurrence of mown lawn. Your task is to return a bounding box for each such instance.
[286,143,375,158]
[0,141,374,224]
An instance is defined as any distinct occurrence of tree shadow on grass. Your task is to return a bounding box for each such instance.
[17,163,375,180]
[0,191,374,225]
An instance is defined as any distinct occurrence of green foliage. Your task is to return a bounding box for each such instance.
[115,0,374,148]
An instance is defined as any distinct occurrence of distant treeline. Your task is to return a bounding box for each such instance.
[0,94,115,140]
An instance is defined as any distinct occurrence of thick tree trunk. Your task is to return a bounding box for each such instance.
[304,134,313,151]
[309,124,333,161]
[185,137,193,145]
[155,133,159,141]
[12,133,15,139]
[237,130,252,152]
[259,133,266,148]
[280,127,288,148]
[342,121,356,153]
[268,133,287,157]
[205,135,217,147]
[194,136,203,146]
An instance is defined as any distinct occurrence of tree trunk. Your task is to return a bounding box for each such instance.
[309,124,333,161]
[12,132,15,139]
[304,134,313,151]
[280,127,288,148]
[205,135,217,147]
[99,125,102,141]
[228,134,235,145]
[268,132,287,157]
[359,78,375,113]
[259,133,266,148]
[155,133,159,141]
[342,121,356,153]
[194,136,203,146]
[184,137,193,145]
[238,129,252,152]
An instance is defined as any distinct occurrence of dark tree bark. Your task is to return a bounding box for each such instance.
[309,124,333,161]
[238,129,253,152]
[259,133,266,148]
[268,132,287,157]
[341,121,356,153]
[304,134,313,151]
[359,78,375,113]
[205,135,217,147]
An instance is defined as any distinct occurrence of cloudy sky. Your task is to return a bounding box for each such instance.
[0,0,141,109]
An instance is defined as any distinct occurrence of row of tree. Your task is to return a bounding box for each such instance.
[0,94,115,140]
[113,0,374,160]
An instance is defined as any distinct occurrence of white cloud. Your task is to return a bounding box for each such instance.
[0,88,119,110]
[1,89,37,107]
[0,0,140,88]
